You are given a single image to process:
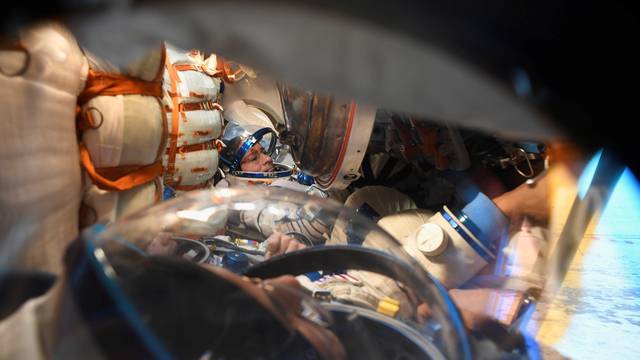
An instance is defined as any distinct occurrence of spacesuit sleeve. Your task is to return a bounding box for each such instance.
[461,192,510,247]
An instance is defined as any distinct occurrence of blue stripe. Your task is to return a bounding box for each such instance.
[229,127,275,171]
[230,168,292,179]
[231,136,258,171]
[441,212,494,262]
[455,211,497,253]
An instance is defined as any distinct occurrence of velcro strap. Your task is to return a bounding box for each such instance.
[78,69,162,106]
[164,100,223,113]
[173,63,204,72]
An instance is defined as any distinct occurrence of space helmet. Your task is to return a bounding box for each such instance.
[277,84,376,190]
[219,121,293,184]
[13,187,510,359]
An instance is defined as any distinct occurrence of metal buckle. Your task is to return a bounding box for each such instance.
[525,155,550,187]
[512,147,535,178]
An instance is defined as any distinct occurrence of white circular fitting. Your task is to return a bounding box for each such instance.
[414,223,449,257]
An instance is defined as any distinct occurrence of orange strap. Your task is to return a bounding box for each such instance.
[164,100,223,113]
[167,139,218,156]
[164,55,183,186]
[77,47,166,192]
[78,69,162,106]
[166,139,220,191]
[92,163,156,180]
[79,143,162,191]
[167,90,209,99]
[216,56,246,83]
[173,63,205,73]
[153,178,162,204]
[155,96,169,162]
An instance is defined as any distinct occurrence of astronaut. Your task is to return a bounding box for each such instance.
[218,120,319,192]
[219,121,284,182]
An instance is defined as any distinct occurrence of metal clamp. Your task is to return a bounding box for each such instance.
[525,154,550,187]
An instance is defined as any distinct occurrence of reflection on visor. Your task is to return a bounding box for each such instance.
[279,85,315,127]
[259,132,275,155]
[279,84,335,143]
[220,126,278,171]
[73,188,473,360]
[277,83,359,187]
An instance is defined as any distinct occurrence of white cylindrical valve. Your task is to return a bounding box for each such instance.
[405,208,495,289]
[413,222,449,257]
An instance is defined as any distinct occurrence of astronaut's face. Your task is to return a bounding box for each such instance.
[240,143,275,172]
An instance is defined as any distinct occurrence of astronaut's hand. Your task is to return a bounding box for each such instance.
[265,231,306,259]
[449,288,508,331]
[147,232,177,256]
[493,172,550,225]
[416,303,433,324]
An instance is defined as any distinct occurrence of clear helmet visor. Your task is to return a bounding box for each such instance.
[73,187,471,359]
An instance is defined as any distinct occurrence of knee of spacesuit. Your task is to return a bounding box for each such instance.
[343,186,417,215]
[376,209,435,241]
[329,186,417,245]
